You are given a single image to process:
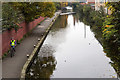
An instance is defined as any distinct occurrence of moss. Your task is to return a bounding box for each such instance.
[17,40,20,44]
[4,53,7,57]
[2,49,10,59]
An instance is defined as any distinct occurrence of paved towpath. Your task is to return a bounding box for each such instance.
[2,12,60,78]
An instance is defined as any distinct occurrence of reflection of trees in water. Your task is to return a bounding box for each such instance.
[90,22,120,77]
[51,15,68,32]
[90,20,120,77]
[89,17,120,77]
[26,44,57,79]
[73,13,79,24]
[45,15,69,49]
[103,41,120,77]
[74,10,120,77]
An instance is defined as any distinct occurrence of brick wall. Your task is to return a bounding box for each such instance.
[1,16,45,55]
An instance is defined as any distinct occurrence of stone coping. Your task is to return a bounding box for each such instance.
[20,13,60,80]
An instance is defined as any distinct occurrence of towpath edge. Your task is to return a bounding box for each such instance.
[20,12,60,79]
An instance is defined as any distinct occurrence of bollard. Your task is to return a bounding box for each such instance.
[34,45,36,48]
[27,54,29,58]
[38,38,40,41]
[52,19,54,22]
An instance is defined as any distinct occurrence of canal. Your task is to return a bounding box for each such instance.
[26,14,117,78]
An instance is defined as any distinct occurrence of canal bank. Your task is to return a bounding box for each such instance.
[2,11,61,79]
[20,11,60,79]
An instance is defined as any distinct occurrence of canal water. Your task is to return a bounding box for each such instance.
[26,14,117,78]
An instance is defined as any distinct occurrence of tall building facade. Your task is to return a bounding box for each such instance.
[95,0,105,10]
[95,0,111,14]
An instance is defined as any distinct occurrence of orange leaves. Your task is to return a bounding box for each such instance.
[105,25,110,27]
[15,23,20,26]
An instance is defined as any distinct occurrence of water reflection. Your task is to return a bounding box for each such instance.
[27,14,118,78]
[26,45,57,79]
[51,15,68,33]
[103,41,120,77]
[75,11,120,77]
[50,15,117,78]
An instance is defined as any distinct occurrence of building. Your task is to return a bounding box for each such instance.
[80,2,87,5]
[95,0,111,15]
[95,0,105,10]
[86,0,95,9]
[86,0,95,4]
[62,6,73,13]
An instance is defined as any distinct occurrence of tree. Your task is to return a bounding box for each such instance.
[2,2,56,30]
[2,2,25,30]
[102,2,120,76]
[103,2,120,41]
[10,2,56,23]
[54,2,61,11]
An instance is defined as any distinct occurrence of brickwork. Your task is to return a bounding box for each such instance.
[1,16,45,55]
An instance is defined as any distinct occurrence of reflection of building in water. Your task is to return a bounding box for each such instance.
[73,13,79,23]
[73,16,75,26]
[84,24,86,38]
[76,15,79,23]
[50,15,68,33]
[26,45,57,79]
[60,15,68,28]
